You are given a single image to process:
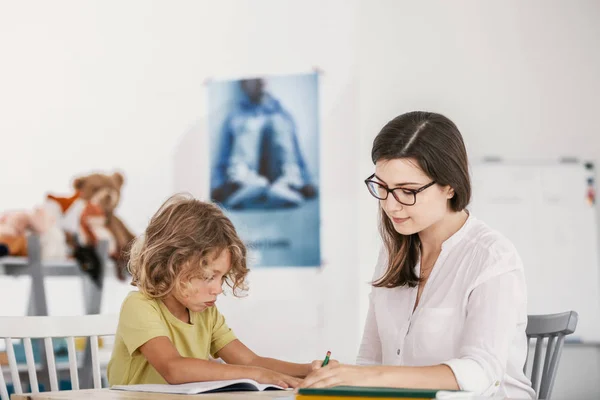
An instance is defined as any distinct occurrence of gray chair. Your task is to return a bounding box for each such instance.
[525,311,578,400]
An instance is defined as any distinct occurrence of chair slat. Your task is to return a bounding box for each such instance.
[90,336,101,388]
[541,334,566,400]
[23,338,39,393]
[541,335,556,389]
[524,337,531,374]
[5,338,22,394]
[0,361,9,400]
[530,336,544,395]
[44,337,59,392]
[66,336,79,390]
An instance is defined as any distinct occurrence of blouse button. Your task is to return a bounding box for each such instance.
[397,349,401,355]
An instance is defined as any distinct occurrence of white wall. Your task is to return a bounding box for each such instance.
[0,0,362,364]
[1,0,600,396]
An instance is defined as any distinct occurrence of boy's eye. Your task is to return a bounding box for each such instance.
[202,274,227,283]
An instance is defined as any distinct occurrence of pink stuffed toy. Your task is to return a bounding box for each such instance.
[0,207,67,259]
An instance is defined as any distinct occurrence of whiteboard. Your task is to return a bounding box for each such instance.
[469,160,600,343]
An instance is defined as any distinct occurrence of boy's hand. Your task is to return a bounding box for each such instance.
[254,367,301,389]
[310,358,340,371]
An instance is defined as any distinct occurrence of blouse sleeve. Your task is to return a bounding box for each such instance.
[442,250,528,396]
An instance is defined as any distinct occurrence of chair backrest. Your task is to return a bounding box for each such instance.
[0,314,118,400]
[525,311,578,400]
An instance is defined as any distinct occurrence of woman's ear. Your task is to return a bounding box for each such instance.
[447,187,455,199]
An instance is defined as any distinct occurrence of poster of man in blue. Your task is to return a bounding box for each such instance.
[207,72,320,267]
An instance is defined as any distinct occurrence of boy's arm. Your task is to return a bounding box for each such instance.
[215,339,313,378]
[139,336,300,387]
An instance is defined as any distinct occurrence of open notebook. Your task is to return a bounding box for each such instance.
[111,379,287,394]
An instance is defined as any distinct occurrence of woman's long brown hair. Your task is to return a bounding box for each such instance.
[371,111,471,288]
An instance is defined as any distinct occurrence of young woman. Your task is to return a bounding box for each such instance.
[301,111,535,399]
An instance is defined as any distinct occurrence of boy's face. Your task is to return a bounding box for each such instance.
[176,249,232,313]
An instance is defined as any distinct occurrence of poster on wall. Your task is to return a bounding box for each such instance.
[207,72,320,267]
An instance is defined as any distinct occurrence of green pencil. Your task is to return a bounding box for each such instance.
[321,351,331,367]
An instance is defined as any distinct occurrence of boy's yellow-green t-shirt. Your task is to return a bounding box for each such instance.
[107,291,237,386]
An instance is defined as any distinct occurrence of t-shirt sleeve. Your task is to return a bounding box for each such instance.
[118,293,171,356]
[210,308,237,357]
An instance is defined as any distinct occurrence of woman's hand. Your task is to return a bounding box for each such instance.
[300,363,379,388]
[254,367,302,388]
[310,358,340,371]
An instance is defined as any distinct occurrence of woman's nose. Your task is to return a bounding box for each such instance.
[384,195,403,212]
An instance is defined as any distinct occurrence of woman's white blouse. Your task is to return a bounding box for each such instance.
[357,214,536,399]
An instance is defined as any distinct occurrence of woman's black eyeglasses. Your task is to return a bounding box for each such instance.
[364,174,436,206]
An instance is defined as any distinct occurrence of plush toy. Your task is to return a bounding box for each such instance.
[0,211,34,257]
[79,202,117,254]
[0,207,64,259]
[74,172,136,281]
[45,171,136,283]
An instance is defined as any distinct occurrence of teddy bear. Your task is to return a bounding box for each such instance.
[45,171,136,283]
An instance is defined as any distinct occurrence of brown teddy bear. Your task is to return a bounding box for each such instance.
[45,171,135,282]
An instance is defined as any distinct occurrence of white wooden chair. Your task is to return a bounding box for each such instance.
[0,314,118,400]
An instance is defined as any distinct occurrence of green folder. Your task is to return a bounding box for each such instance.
[297,385,461,398]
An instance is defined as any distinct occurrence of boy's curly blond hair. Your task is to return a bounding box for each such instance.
[128,193,248,298]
